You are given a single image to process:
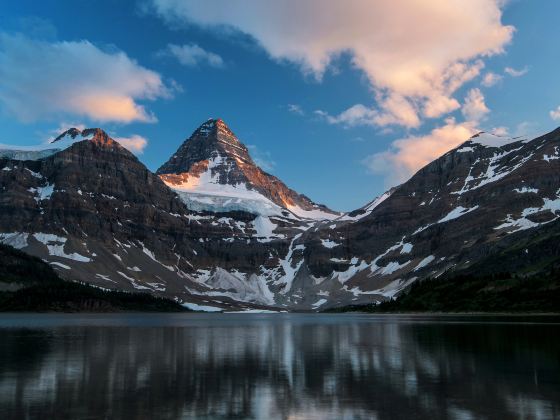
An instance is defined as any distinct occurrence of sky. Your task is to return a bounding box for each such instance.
[1,0,559,211]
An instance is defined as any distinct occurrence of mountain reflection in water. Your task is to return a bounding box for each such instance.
[0,314,559,419]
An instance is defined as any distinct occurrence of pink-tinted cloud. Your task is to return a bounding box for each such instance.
[363,119,477,185]
[462,88,490,122]
[0,33,171,123]
[481,72,503,87]
[114,135,149,154]
[149,0,513,128]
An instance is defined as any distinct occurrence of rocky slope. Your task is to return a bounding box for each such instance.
[0,243,187,312]
[294,130,560,309]
[0,122,559,311]
[157,119,340,220]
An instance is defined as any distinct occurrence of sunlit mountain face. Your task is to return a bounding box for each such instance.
[1,2,560,420]
[1,122,560,310]
[1,1,559,212]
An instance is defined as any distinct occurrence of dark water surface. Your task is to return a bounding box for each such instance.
[0,313,559,419]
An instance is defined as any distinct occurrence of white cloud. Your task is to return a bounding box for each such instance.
[316,94,422,128]
[287,104,304,116]
[481,72,502,87]
[514,121,539,137]
[504,66,528,77]
[363,118,477,186]
[462,88,490,122]
[315,104,377,127]
[149,0,513,128]
[550,106,560,121]
[0,33,171,123]
[159,43,224,68]
[491,126,509,136]
[114,135,149,154]
[247,144,276,172]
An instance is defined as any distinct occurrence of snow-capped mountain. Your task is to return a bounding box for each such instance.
[0,123,559,311]
[157,119,340,220]
[291,129,560,308]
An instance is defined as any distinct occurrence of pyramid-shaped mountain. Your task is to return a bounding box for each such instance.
[157,119,340,220]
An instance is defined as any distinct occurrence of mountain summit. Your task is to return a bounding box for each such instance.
[157,119,340,219]
[1,122,560,311]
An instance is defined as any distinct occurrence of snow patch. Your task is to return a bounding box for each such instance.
[495,192,560,233]
[33,233,91,262]
[468,132,526,148]
[0,129,95,161]
[400,243,413,254]
[438,206,479,224]
[28,184,55,202]
[49,261,71,270]
[312,298,327,309]
[321,239,340,249]
[182,302,223,312]
[0,232,29,249]
[514,187,539,194]
[414,256,435,271]
[338,190,392,221]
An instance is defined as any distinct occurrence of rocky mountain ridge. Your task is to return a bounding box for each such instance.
[0,121,559,311]
[157,119,340,220]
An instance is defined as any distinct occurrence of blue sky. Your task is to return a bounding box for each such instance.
[1,0,559,211]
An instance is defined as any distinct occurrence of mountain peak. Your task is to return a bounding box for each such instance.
[157,119,340,219]
[194,118,234,138]
[52,127,114,147]
[156,119,252,176]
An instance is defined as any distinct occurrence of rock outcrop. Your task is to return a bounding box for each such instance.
[1,123,559,311]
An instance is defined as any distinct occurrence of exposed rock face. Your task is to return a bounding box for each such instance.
[294,130,560,308]
[0,128,281,310]
[1,123,559,311]
[157,119,340,220]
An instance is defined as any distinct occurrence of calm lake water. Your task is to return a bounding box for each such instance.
[0,313,559,420]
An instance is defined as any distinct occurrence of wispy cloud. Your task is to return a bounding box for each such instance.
[114,134,149,154]
[287,104,304,116]
[481,72,503,87]
[247,144,276,172]
[149,0,513,128]
[362,118,477,186]
[0,32,172,123]
[504,66,528,77]
[158,43,224,68]
[462,88,490,122]
[550,106,560,121]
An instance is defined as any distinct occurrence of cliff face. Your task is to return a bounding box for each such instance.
[1,123,559,311]
[157,119,340,220]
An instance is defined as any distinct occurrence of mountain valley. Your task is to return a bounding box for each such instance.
[1,120,559,311]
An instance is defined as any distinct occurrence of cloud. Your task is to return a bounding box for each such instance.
[514,121,540,137]
[287,104,304,116]
[0,33,171,123]
[504,66,528,77]
[315,104,376,127]
[491,126,509,136]
[316,95,422,128]
[481,72,502,87]
[247,144,276,172]
[462,88,490,122]
[550,106,560,121]
[149,0,513,128]
[363,118,477,186]
[158,43,224,68]
[114,135,149,154]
